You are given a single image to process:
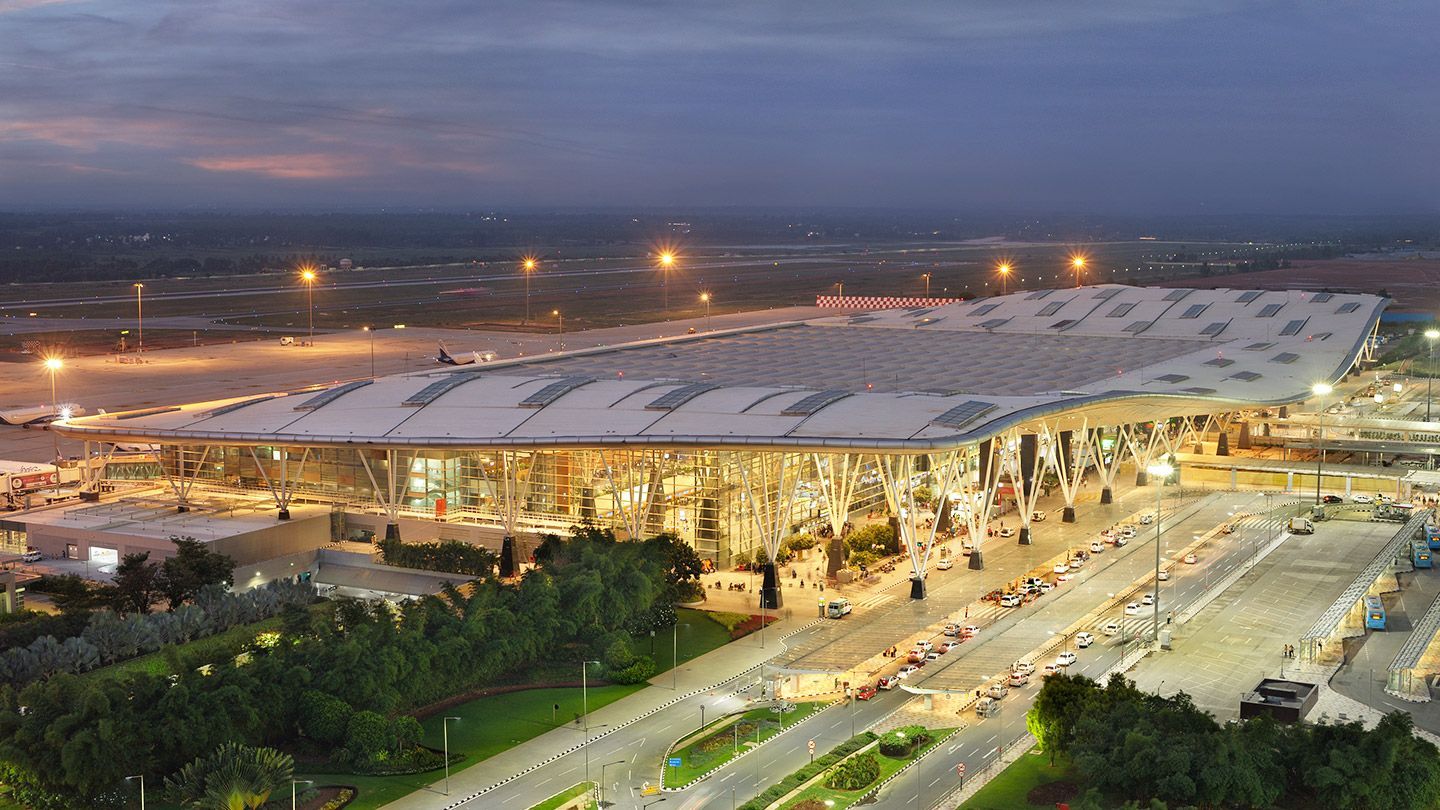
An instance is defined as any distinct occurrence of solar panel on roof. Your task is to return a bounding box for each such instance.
[1256,303,1284,317]
[1199,321,1228,336]
[781,390,853,416]
[518,377,594,407]
[646,383,718,410]
[1153,374,1189,383]
[1037,301,1066,316]
[1123,320,1151,333]
[294,380,372,411]
[1182,387,1218,395]
[978,318,1010,329]
[1092,288,1122,299]
[207,396,276,417]
[1271,352,1300,364]
[1025,290,1053,300]
[1278,318,1308,336]
[907,308,935,317]
[1310,293,1334,303]
[1163,289,1193,301]
[115,406,181,420]
[1205,357,1235,367]
[915,317,946,327]
[1244,342,1274,350]
[931,400,997,429]
[1335,302,1361,314]
[1107,303,1136,318]
[969,303,1000,316]
[847,315,878,324]
[1049,319,1077,330]
[403,372,482,406]
[1179,303,1208,319]
[1236,291,1263,303]
[1229,371,1263,381]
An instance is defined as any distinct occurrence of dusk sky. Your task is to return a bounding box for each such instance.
[2,1,1436,213]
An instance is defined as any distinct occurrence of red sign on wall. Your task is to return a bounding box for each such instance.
[10,472,59,491]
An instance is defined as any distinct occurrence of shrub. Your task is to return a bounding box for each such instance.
[342,711,392,765]
[825,751,880,790]
[784,533,818,552]
[608,655,657,685]
[704,612,751,633]
[376,537,496,577]
[844,524,897,556]
[300,691,354,745]
[735,733,876,810]
[878,725,931,756]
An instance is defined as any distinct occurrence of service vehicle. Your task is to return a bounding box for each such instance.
[1288,517,1315,534]
[826,598,853,618]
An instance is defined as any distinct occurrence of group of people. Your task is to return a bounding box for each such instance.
[881,645,903,658]
[1282,644,1298,658]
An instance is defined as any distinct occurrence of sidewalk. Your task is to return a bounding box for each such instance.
[380,613,818,809]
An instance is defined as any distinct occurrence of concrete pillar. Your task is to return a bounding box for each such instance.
[384,522,401,542]
[1217,431,1230,456]
[1101,487,1113,504]
[1020,434,1038,496]
[826,535,845,579]
[1059,431,1073,471]
[978,439,992,487]
[278,508,291,520]
[499,534,516,577]
[1063,506,1076,522]
[934,495,952,533]
[1018,527,1032,545]
[968,550,984,570]
[909,575,927,600]
[1135,470,1149,487]
[1237,421,1252,450]
[761,562,783,609]
[1286,471,1294,492]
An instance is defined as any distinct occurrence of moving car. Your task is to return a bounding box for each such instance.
[1012,661,1036,676]
[827,598,852,618]
[1124,602,1141,616]
[937,557,954,570]
[987,683,1009,700]
[1141,593,1155,606]
[1056,651,1078,667]
[1352,494,1374,504]
[855,685,877,700]
[1053,562,1070,575]
[961,625,980,638]
[1157,569,1170,581]
[938,641,959,653]
[1101,620,1122,636]
[1220,524,1235,534]
[897,664,921,679]
[1008,670,1031,687]
[975,697,1000,717]
[1184,552,1198,564]
[1031,510,1047,522]
[1322,494,1344,504]
[962,541,976,556]
[998,527,1015,538]
[877,676,899,690]
[1122,525,1138,538]
[1075,632,1095,648]
[1140,513,1156,525]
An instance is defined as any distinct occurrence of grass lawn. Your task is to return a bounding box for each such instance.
[80,614,287,681]
[959,748,1076,810]
[626,608,735,669]
[783,728,956,809]
[664,702,826,787]
[529,781,598,810]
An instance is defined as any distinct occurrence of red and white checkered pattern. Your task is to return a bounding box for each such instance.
[816,295,962,310]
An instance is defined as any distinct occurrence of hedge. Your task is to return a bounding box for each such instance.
[735,733,877,810]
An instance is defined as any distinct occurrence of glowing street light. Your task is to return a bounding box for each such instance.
[44,355,62,471]
[921,272,931,298]
[552,309,564,348]
[134,283,144,353]
[1425,328,1439,422]
[700,292,712,332]
[997,262,1012,295]
[300,266,317,345]
[1312,382,1333,506]
[1146,461,1174,643]
[522,257,538,324]
[658,251,677,318]
[1070,256,1087,287]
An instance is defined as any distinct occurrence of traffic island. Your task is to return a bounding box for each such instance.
[660,701,827,789]
[745,725,955,810]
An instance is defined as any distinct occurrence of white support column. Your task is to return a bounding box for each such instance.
[736,452,808,609]
[958,442,1001,571]
[160,445,212,513]
[812,453,865,581]
[357,449,405,542]
[1089,426,1121,504]
[876,450,963,599]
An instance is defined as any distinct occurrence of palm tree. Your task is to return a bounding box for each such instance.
[164,741,294,810]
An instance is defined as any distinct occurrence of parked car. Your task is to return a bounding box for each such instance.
[1121,525,1138,538]
[1113,535,1129,547]
[20,550,42,563]
[1322,495,1344,504]
[1068,556,1085,569]
[962,541,976,556]
[943,622,962,637]
[1075,632,1095,648]
[877,676,899,690]
[926,650,942,661]
[1053,562,1070,575]
[998,527,1015,538]
[1000,593,1023,608]
[1352,494,1374,504]
[1024,577,1045,589]
[915,639,934,651]
[897,664,921,679]
[961,625,980,638]
[1220,524,1235,534]
[1124,601,1141,616]
[937,557,954,570]
[1184,552,1198,564]
[1056,651,1078,667]
[1031,510,1047,522]
[1089,540,1105,553]
[1140,513,1156,525]
[855,685,877,700]
[938,641,959,653]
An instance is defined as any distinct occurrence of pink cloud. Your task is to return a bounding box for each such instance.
[184,153,368,179]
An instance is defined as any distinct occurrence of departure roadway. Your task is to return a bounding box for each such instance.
[383,489,1301,810]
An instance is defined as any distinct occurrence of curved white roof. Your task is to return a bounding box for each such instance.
[57,285,1385,452]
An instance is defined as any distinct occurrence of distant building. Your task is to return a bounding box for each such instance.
[338,258,353,270]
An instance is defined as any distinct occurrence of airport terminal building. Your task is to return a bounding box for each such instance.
[50,285,1386,602]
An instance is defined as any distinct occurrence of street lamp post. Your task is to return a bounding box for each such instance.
[599,759,625,806]
[1425,329,1439,422]
[997,263,1011,295]
[701,292,711,331]
[44,357,62,466]
[522,258,537,325]
[673,622,679,690]
[582,659,600,785]
[1070,256,1086,288]
[1147,462,1174,644]
[125,775,145,810]
[363,326,375,378]
[300,268,317,345]
[834,282,843,306]
[134,283,144,352]
[922,273,931,298]
[553,310,564,348]
[442,716,460,794]
[291,779,313,809]
[658,252,676,319]
[1312,383,1333,506]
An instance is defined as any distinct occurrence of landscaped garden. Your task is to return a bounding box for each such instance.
[958,749,1075,810]
[528,781,598,810]
[663,701,827,787]
[778,725,955,810]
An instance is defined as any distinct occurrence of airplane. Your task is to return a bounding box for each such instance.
[436,341,497,366]
[0,404,87,426]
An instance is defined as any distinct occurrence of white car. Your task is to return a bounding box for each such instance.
[1031,510,1047,522]
[1157,569,1170,581]
[1113,536,1129,547]
[962,541,976,556]
[1141,593,1155,606]
[998,527,1015,538]
[1056,651,1078,667]
[1184,552,1198,565]
[1000,593,1023,608]
[897,664,920,679]
[1089,541,1105,553]
[1053,562,1070,575]
[1008,671,1031,687]
[1012,661,1036,676]
[1352,494,1374,504]
[925,650,942,661]
[937,557,954,570]
[1121,525,1138,538]
[1101,620,1122,636]
[1140,513,1155,525]
[943,622,962,636]
[1075,632,1095,648]
[1377,493,1394,504]
[20,550,42,563]
[915,639,934,651]
[1124,602,1141,616]
[961,625,980,638]
[1068,556,1085,569]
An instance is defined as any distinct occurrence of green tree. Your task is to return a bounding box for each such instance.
[157,537,236,610]
[112,552,162,614]
[343,710,392,765]
[298,690,352,744]
[163,741,294,810]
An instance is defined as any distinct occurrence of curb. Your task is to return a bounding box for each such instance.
[658,698,840,792]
